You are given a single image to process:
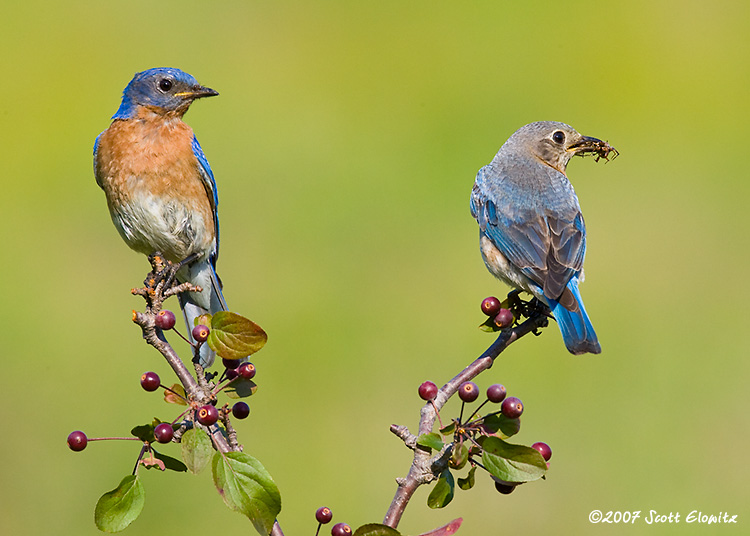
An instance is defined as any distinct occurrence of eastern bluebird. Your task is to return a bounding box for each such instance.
[470,121,613,355]
[94,67,226,367]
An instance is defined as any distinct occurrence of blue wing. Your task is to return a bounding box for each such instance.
[471,166,586,308]
[93,132,104,188]
[191,135,220,266]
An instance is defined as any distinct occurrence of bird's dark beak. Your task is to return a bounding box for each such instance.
[568,135,618,162]
[175,85,219,100]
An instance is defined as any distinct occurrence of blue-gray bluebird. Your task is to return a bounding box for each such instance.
[94,68,226,367]
[471,121,614,355]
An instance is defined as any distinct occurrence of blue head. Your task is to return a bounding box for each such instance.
[113,67,218,120]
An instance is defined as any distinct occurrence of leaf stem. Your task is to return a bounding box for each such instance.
[170,327,194,346]
[212,374,239,396]
[429,400,444,429]
[132,444,147,476]
[160,384,188,402]
[465,399,490,424]
[87,437,143,442]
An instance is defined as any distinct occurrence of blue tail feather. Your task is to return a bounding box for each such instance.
[547,278,600,355]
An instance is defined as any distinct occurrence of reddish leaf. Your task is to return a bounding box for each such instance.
[164,384,188,405]
[418,518,463,536]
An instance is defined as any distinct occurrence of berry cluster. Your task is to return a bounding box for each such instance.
[417,378,551,500]
[67,312,258,455]
[313,506,351,536]
[456,381,524,420]
[73,256,272,533]
[154,308,210,350]
[480,296,514,329]
[223,358,256,382]
[478,292,551,335]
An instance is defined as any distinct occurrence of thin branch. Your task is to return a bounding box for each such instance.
[221,405,241,451]
[129,255,282,535]
[133,311,199,394]
[382,309,549,528]
[193,360,211,393]
[206,422,232,453]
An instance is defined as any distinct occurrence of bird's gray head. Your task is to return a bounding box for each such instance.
[113,67,218,120]
[503,121,614,174]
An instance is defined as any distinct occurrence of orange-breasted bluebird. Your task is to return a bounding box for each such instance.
[471,121,614,355]
[94,67,226,367]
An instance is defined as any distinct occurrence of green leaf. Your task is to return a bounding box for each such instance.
[418,518,463,536]
[457,466,476,490]
[353,524,402,536]
[130,423,155,443]
[450,443,468,470]
[181,428,214,474]
[225,378,258,399]
[481,413,521,438]
[153,449,188,472]
[212,451,282,535]
[480,436,547,484]
[208,312,267,360]
[416,432,444,451]
[427,469,454,509]
[439,422,456,436]
[94,475,145,533]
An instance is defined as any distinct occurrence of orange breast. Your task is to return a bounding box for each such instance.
[95,111,215,261]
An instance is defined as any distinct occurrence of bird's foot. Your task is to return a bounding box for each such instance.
[160,252,200,290]
[505,291,551,324]
[131,252,201,311]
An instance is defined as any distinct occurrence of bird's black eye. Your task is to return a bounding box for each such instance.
[552,131,565,144]
[158,78,173,92]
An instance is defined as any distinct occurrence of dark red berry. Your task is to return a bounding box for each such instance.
[493,308,514,328]
[481,296,502,317]
[331,523,352,536]
[486,384,507,403]
[494,481,516,495]
[458,381,479,403]
[238,362,256,379]
[418,381,438,401]
[192,324,210,343]
[155,309,176,330]
[197,404,219,426]
[232,401,250,419]
[67,431,87,451]
[222,358,241,369]
[140,371,161,392]
[315,506,333,524]
[225,368,239,381]
[154,423,174,443]
[501,396,524,419]
[531,442,552,461]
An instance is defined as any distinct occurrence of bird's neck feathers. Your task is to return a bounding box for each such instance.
[533,153,569,176]
[105,106,194,148]
[113,99,189,121]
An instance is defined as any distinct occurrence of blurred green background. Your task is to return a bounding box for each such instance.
[2,1,748,534]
